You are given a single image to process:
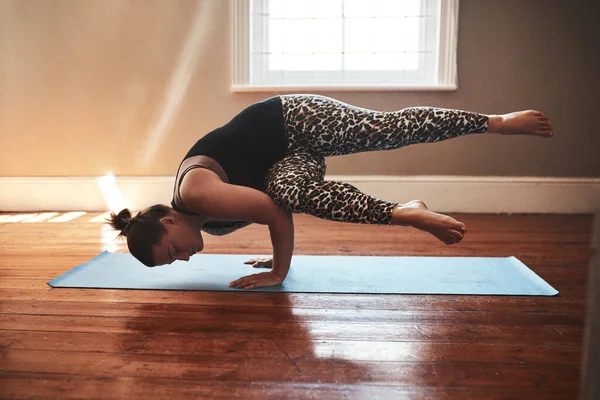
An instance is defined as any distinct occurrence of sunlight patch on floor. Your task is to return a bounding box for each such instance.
[21,212,60,223]
[48,212,87,223]
[0,214,37,223]
[0,212,115,224]
[88,212,112,223]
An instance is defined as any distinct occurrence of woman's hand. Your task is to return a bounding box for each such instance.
[180,175,292,290]
[229,271,284,290]
[243,257,273,268]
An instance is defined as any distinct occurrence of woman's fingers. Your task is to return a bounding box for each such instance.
[230,273,267,288]
[243,258,273,268]
[230,274,257,288]
[244,258,270,264]
[230,272,283,290]
[243,283,259,290]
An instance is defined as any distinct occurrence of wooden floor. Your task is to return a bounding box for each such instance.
[0,211,594,399]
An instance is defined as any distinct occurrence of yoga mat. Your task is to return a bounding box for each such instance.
[48,251,558,295]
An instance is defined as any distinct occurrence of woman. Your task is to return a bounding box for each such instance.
[108,94,553,289]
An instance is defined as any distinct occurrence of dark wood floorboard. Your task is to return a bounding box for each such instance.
[0,212,594,399]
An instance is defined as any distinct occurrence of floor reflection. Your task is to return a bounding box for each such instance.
[121,293,372,384]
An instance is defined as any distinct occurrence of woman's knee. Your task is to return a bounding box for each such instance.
[265,178,309,213]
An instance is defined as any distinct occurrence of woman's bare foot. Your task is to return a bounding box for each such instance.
[392,200,467,245]
[487,110,554,138]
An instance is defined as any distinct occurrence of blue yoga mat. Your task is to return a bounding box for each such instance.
[47,251,558,295]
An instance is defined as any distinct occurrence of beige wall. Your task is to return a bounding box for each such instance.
[0,0,598,178]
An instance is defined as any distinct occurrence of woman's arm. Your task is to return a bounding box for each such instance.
[181,169,294,288]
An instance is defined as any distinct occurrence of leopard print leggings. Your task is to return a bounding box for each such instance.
[264,95,489,225]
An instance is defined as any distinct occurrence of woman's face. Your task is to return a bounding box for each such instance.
[151,215,204,266]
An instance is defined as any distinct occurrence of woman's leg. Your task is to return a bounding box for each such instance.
[279,94,552,157]
[273,95,552,245]
[265,149,396,224]
[264,149,467,244]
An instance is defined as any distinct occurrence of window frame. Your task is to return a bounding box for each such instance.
[231,0,459,92]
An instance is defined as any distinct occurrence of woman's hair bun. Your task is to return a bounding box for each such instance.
[107,208,135,236]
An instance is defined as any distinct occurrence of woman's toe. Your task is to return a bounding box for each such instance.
[443,235,455,244]
[540,129,553,137]
[450,228,464,237]
[454,223,466,233]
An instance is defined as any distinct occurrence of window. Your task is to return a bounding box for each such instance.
[232,0,459,91]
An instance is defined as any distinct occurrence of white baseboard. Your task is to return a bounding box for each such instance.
[0,176,599,214]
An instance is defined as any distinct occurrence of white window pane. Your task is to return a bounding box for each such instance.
[345,18,422,55]
[398,18,421,52]
[269,54,342,71]
[269,0,317,19]
[344,54,375,70]
[421,50,435,75]
[344,0,374,18]
[312,20,343,53]
[268,19,286,54]
[344,0,423,18]
[269,19,342,57]
[282,54,315,70]
[344,53,420,72]
[372,54,410,71]
[311,54,343,70]
[403,53,420,70]
[314,0,342,18]
[267,0,285,18]
[344,19,376,54]
[371,18,404,53]
[269,53,283,70]
[284,0,315,18]
[373,0,422,17]
[368,17,421,53]
[280,20,315,53]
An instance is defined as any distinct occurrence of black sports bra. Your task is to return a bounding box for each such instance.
[171,155,253,236]
[170,96,288,235]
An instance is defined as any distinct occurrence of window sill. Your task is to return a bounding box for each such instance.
[230,84,458,93]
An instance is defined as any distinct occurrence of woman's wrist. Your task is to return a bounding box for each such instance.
[271,265,289,282]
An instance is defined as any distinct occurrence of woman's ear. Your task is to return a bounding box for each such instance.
[159,216,177,226]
